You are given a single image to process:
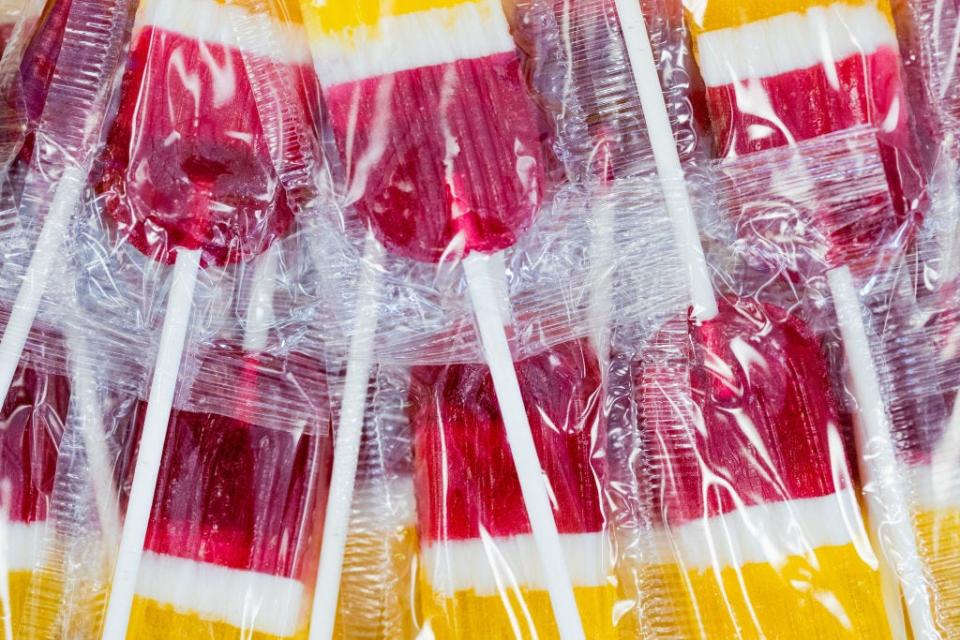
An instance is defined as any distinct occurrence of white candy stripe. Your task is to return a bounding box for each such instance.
[136,552,305,637]
[910,462,960,512]
[421,531,613,597]
[5,520,46,573]
[650,489,878,571]
[696,2,898,88]
[311,0,515,87]
[137,0,311,65]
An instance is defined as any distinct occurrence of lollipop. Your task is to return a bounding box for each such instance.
[686,1,936,636]
[599,0,909,636]
[410,339,622,637]
[118,347,330,640]
[0,0,129,422]
[640,301,896,638]
[0,324,67,638]
[94,0,314,636]
[298,1,586,637]
[0,0,74,175]
[333,366,418,639]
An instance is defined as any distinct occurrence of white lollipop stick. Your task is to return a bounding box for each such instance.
[830,267,935,639]
[101,248,201,640]
[0,164,86,408]
[463,251,586,640]
[612,0,716,322]
[309,233,383,640]
[612,1,912,635]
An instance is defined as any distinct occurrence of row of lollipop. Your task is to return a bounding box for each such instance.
[0,0,958,638]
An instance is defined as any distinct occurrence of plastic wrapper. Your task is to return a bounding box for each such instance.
[388,177,686,638]
[894,0,960,138]
[0,0,25,53]
[295,0,704,364]
[920,264,960,637]
[682,0,925,227]
[0,320,68,638]
[0,0,78,182]
[0,1,341,638]
[331,364,418,639]
[695,129,943,638]
[116,347,331,640]
[291,0,705,634]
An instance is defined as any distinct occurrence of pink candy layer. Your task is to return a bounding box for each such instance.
[410,339,605,542]
[96,26,313,267]
[0,327,67,525]
[706,46,924,222]
[642,303,853,526]
[122,353,331,578]
[324,52,545,263]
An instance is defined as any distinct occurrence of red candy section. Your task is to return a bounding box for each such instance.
[96,26,302,267]
[0,338,68,525]
[324,52,545,263]
[410,339,604,542]
[17,0,73,126]
[644,302,850,526]
[706,47,924,223]
[141,407,327,576]
[120,350,332,578]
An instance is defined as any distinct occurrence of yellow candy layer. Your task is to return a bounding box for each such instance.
[333,525,419,639]
[1,570,32,639]
[127,598,307,640]
[419,578,629,639]
[915,509,960,636]
[300,0,485,34]
[685,0,894,35]
[647,543,893,639]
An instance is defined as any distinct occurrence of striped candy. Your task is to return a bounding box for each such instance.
[641,304,892,638]
[122,352,331,640]
[95,0,313,268]
[409,340,624,638]
[299,0,544,262]
[687,0,923,220]
[0,328,67,638]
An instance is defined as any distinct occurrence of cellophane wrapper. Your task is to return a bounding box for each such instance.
[298,0,706,365]
[328,363,419,639]
[692,128,949,638]
[388,174,689,638]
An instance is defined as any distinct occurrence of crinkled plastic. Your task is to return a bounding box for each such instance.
[0,0,26,54]
[332,365,418,639]
[683,0,926,227]
[700,129,942,638]
[0,320,68,638]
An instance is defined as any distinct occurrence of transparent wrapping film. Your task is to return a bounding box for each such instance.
[0,323,68,638]
[332,365,418,639]
[28,337,334,639]
[693,129,947,638]
[7,0,960,639]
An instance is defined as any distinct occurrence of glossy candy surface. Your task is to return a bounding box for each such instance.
[0,326,68,637]
[410,339,625,638]
[640,302,893,638]
[95,0,314,267]
[301,0,545,262]
[687,0,924,219]
[122,347,331,640]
